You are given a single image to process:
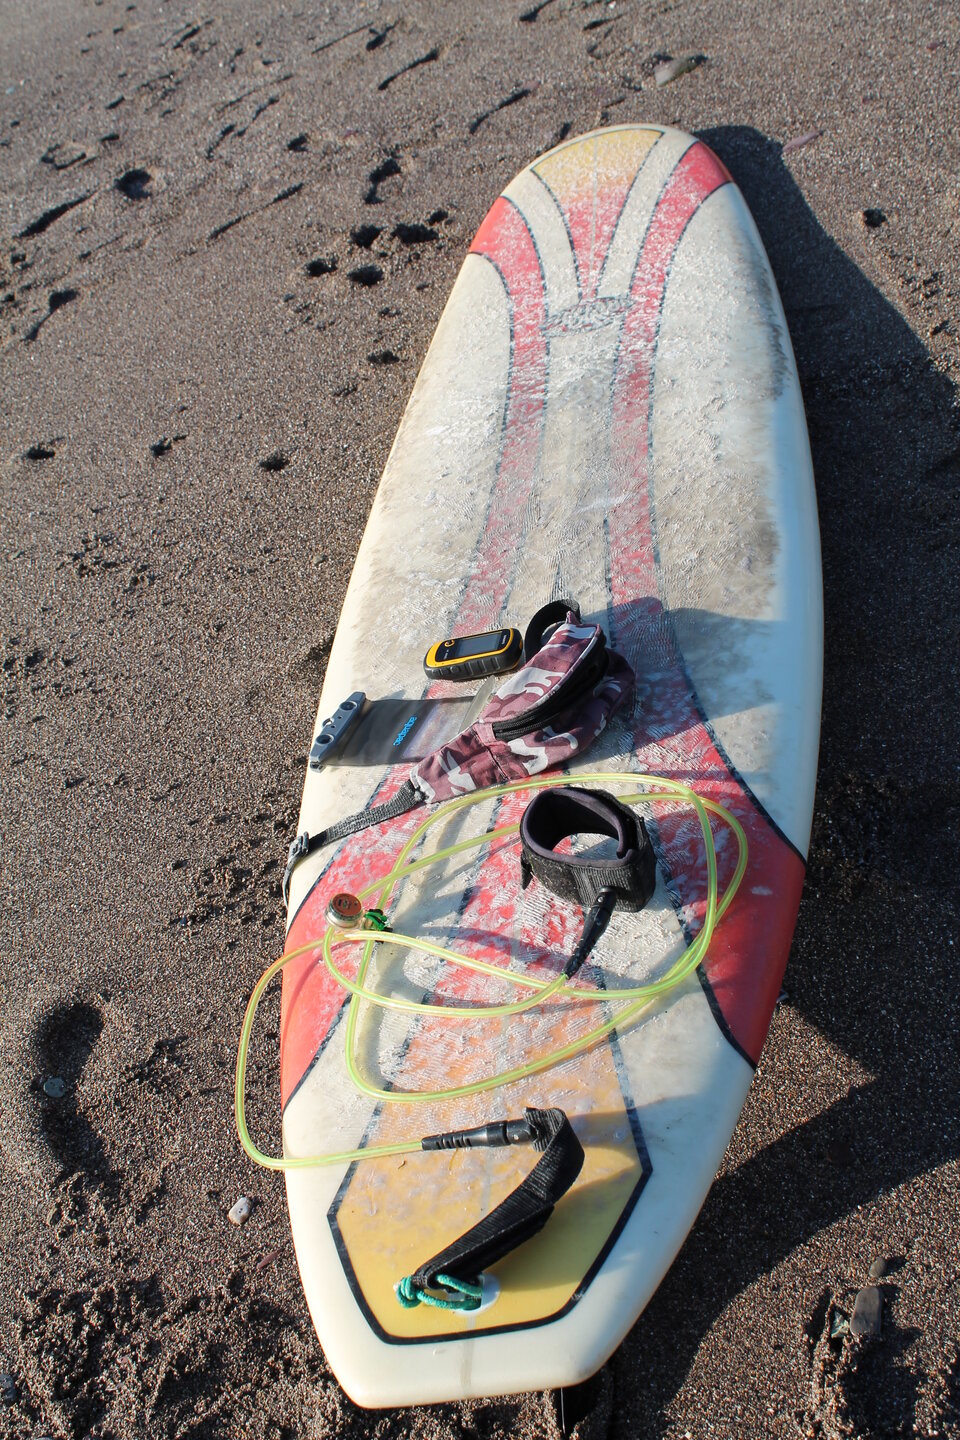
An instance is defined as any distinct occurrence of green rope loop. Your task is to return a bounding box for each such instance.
[396,1272,483,1311]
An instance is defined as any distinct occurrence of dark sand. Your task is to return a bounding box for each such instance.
[2,2,959,1437]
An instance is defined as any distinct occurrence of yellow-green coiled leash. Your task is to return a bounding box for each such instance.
[235,769,747,1171]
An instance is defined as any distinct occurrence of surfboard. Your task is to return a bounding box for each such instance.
[277,124,822,1407]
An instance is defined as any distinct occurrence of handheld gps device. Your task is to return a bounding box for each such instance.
[423,626,523,682]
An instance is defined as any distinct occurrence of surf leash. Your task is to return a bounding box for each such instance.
[396,1106,584,1313]
[237,769,745,1148]
[235,770,747,1310]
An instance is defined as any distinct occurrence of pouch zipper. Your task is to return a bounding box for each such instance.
[490,633,609,743]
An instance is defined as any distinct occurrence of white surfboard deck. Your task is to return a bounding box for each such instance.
[277,124,822,1408]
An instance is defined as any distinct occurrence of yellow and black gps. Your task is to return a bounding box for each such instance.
[423,627,523,682]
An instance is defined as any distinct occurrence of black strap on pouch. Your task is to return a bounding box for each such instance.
[522,597,580,660]
[283,599,582,906]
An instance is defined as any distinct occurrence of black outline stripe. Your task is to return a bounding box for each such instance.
[584,149,762,1068]
[613,150,804,865]
[595,132,663,296]
[603,150,805,1067]
[635,174,808,1053]
[528,166,585,304]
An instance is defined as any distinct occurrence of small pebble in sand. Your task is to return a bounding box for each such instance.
[228,1196,253,1227]
[42,1076,67,1098]
[850,1285,883,1338]
[305,256,337,277]
[654,55,701,86]
[0,1372,17,1404]
[862,208,886,228]
[869,1256,889,1279]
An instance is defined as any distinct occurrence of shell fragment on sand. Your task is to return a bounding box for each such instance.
[654,55,702,86]
[782,128,823,154]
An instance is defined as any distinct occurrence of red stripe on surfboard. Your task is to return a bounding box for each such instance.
[608,140,805,1065]
[279,799,433,1110]
[550,173,639,300]
[279,198,548,1108]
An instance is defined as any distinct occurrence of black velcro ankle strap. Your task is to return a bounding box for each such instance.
[519,786,657,912]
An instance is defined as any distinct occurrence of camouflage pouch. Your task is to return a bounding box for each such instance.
[411,616,634,802]
[284,614,634,902]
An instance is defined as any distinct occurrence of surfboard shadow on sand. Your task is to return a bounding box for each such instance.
[584,125,960,1437]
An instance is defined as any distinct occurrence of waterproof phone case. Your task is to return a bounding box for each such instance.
[308,683,497,771]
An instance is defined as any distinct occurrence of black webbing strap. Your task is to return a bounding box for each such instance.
[519,785,657,913]
[398,1107,584,1309]
[522,597,580,661]
[282,778,423,904]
